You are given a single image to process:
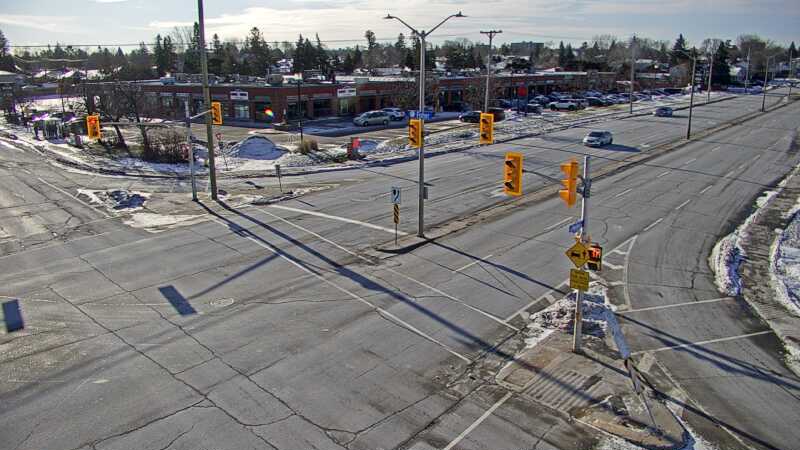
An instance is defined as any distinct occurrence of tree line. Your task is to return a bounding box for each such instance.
[1,26,796,86]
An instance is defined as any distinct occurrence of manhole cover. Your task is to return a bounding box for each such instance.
[210,298,235,307]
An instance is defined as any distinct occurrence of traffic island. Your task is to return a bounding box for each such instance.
[496,291,686,449]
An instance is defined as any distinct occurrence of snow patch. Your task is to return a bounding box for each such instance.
[123,212,205,231]
[710,190,778,296]
[769,209,800,316]
[76,189,150,211]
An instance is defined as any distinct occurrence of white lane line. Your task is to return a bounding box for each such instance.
[543,217,572,232]
[257,208,517,331]
[614,188,633,198]
[210,217,471,363]
[442,391,513,450]
[752,154,761,161]
[724,170,735,178]
[618,297,734,314]
[683,158,697,165]
[455,254,493,273]
[710,146,721,152]
[656,171,671,178]
[268,204,407,236]
[699,185,714,194]
[675,199,691,210]
[643,218,663,232]
[631,330,774,355]
[36,177,110,218]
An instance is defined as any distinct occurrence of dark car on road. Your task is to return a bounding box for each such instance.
[653,107,674,117]
[487,107,506,121]
[459,111,481,123]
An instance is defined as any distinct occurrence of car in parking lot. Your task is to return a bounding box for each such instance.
[522,103,543,114]
[487,107,506,121]
[653,107,674,117]
[458,111,481,123]
[582,130,613,147]
[548,99,583,111]
[353,111,390,126]
[585,97,607,107]
[381,108,405,121]
[531,95,551,105]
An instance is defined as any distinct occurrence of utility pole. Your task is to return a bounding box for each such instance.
[687,50,697,140]
[184,100,198,201]
[295,79,304,144]
[385,12,465,238]
[481,30,502,112]
[707,49,715,103]
[762,55,774,112]
[573,155,590,354]
[745,47,751,91]
[629,35,636,114]
[197,0,218,200]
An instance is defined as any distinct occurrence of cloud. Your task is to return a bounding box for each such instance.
[0,14,77,32]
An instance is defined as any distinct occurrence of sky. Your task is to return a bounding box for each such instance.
[0,0,798,51]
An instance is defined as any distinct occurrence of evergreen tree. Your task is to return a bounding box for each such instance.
[558,41,566,67]
[394,33,406,52]
[353,45,363,69]
[565,44,576,69]
[315,34,328,73]
[292,34,306,73]
[790,42,797,60]
[671,33,688,65]
[712,41,731,86]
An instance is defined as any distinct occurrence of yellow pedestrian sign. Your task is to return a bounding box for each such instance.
[570,269,590,291]
[566,241,589,268]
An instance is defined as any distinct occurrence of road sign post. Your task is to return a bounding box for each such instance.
[184,100,198,202]
[275,164,282,193]
[573,155,591,353]
[391,187,401,246]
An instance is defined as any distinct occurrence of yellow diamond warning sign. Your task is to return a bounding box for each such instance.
[570,269,590,291]
[566,241,588,268]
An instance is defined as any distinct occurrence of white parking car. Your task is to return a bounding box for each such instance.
[381,108,405,121]
[548,100,580,111]
[583,130,613,147]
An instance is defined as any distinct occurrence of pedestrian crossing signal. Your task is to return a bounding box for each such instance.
[408,119,423,148]
[211,102,223,125]
[86,114,101,139]
[479,113,494,145]
[503,152,523,196]
[587,244,602,271]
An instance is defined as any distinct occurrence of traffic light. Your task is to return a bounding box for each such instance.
[211,101,223,125]
[503,152,523,196]
[408,118,423,148]
[587,244,603,271]
[86,114,101,139]
[479,113,494,145]
[559,159,580,207]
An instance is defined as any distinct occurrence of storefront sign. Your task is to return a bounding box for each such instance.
[230,90,249,101]
[337,87,356,98]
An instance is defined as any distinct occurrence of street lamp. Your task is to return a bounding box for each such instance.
[294,79,304,144]
[384,11,466,238]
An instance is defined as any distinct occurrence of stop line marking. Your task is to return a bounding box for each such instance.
[268,204,407,236]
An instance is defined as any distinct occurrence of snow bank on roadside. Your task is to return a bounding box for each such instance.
[77,189,150,211]
[229,136,285,160]
[710,190,779,296]
[123,212,205,231]
[770,203,800,316]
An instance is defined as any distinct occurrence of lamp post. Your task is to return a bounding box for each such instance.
[294,79,304,144]
[197,0,218,200]
[384,11,466,238]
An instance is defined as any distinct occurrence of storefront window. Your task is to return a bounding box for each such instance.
[338,98,355,116]
[313,99,332,117]
[233,103,250,120]
[254,101,274,122]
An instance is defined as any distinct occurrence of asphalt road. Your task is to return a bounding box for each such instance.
[1,89,798,450]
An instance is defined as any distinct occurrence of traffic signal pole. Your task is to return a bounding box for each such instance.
[197,0,218,200]
[481,30,502,112]
[573,155,590,354]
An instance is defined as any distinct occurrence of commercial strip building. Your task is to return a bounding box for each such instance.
[92,71,620,125]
